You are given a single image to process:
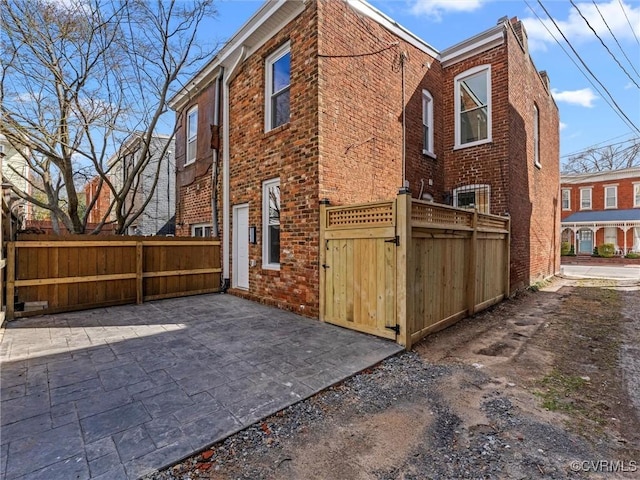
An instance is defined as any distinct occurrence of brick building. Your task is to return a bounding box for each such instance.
[169,0,560,317]
[561,167,640,255]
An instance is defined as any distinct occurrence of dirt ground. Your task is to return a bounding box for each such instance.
[150,277,640,480]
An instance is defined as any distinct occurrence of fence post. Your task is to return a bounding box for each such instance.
[396,189,412,350]
[136,242,143,304]
[504,216,511,298]
[6,243,15,320]
[467,209,478,316]
[318,199,330,322]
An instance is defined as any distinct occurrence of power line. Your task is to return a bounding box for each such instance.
[561,136,639,159]
[570,0,640,90]
[618,0,640,46]
[523,0,640,135]
[592,0,640,81]
[535,0,640,135]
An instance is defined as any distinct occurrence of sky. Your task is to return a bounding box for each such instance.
[199,0,640,165]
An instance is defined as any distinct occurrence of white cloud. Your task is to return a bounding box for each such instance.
[559,121,568,131]
[410,0,485,21]
[552,88,598,107]
[522,1,640,52]
[624,82,635,90]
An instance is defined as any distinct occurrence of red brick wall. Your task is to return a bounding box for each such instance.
[561,175,640,218]
[84,176,112,224]
[225,2,319,316]
[317,0,442,204]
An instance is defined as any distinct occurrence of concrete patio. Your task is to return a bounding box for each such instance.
[0,294,402,479]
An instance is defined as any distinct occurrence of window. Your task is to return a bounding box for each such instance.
[265,43,291,131]
[634,183,640,207]
[454,65,491,148]
[604,227,617,247]
[561,189,571,210]
[604,185,617,209]
[262,178,280,268]
[422,89,434,157]
[186,107,198,165]
[580,188,592,210]
[192,223,212,237]
[453,184,490,214]
[533,104,540,167]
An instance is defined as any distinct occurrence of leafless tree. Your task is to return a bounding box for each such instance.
[563,138,640,174]
[0,0,216,234]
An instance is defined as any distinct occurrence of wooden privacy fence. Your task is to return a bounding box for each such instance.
[319,192,510,349]
[5,235,221,320]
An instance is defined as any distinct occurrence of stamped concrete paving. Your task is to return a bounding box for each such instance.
[0,294,401,479]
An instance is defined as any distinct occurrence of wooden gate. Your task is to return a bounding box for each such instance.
[319,200,398,340]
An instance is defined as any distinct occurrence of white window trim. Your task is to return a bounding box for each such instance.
[580,187,592,210]
[422,89,435,158]
[185,106,198,166]
[634,182,640,208]
[561,188,571,211]
[454,64,492,150]
[262,177,281,270]
[604,185,617,209]
[191,222,212,237]
[264,42,291,133]
[452,184,490,213]
[533,104,541,168]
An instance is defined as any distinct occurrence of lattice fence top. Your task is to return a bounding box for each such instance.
[326,202,395,229]
[478,214,509,231]
[411,202,473,228]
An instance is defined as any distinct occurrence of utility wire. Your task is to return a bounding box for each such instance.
[570,0,640,90]
[535,0,640,135]
[618,0,640,46]
[318,42,398,58]
[523,0,640,135]
[592,0,640,81]
[561,135,639,159]
[561,137,640,159]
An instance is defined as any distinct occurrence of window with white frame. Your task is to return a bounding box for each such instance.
[455,65,491,148]
[604,227,617,247]
[265,43,291,132]
[422,89,434,156]
[533,104,540,167]
[262,178,280,268]
[186,106,198,165]
[634,183,640,207]
[191,223,212,237]
[453,184,490,214]
[561,188,571,210]
[604,185,617,209]
[580,188,592,210]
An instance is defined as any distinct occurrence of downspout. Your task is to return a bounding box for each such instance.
[212,68,224,238]
[222,46,247,291]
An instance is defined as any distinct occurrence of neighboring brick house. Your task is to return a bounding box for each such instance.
[561,167,640,255]
[169,0,560,316]
[86,134,176,235]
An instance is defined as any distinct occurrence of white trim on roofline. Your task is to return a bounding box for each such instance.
[561,167,640,185]
[345,0,439,58]
[441,24,505,67]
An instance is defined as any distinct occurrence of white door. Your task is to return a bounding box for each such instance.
[233,204,249,289]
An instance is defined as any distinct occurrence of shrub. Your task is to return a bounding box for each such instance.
[626,251,640,259]
[592,246,600,257]
[598,243,615,258]
[561,242,571,256]
[569,244,575,256]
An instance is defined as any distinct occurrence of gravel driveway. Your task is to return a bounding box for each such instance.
[147,277,640,480]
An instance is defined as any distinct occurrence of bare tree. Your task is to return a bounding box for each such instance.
[563,138,640,174]
[0,0,216,234]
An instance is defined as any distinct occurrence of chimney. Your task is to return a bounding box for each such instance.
[539,71,551,92]
[510,17,528,53]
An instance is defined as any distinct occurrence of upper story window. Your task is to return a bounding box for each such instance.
[634,183,640,207]
[263,178,281,269]
[454,65,491,149]
[533,104,540,168]
[422,89,434,157]
[186,106,198,165]
[562,188,571,210]
[580,187,592,210]
[453,184,490,214]
[265,43,291,132]
[604,185,617,209]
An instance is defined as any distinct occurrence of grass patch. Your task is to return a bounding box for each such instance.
[535,369,587,414]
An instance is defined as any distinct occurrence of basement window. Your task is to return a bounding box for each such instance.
[453,184,490,214]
